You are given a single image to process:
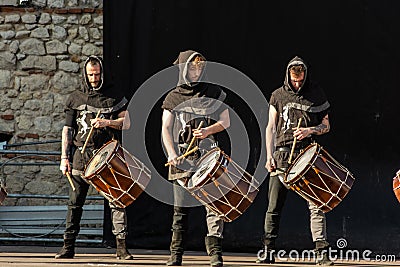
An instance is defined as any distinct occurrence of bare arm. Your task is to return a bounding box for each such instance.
[265,105,278,172]
[60,126,74,174]
[293,114,330,140]
[161,109,179,165]
[90,110,131,130]
[192,109,230,139]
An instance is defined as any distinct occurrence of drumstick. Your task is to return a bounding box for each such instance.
[288,118,303,165]
[65,172,76,191]
[186,121,204,153]
[165,146,199,167]
[81,110,101,154]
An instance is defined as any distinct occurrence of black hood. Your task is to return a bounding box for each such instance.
[67,55,127,111]
[82,55,104,92]
[283,56,309,93]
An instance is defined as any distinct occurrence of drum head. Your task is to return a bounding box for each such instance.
[189,149,221,188]
[285,144,317,183]
[84,140,118,177]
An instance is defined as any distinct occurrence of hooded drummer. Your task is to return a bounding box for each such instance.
[57,55,133,260]
[161,50,230,267]
[258,56,333,265]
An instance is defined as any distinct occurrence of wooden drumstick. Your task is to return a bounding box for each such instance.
[288,118,303,165]
[185,121,204,153]
[165,146,199,167]
[65,172,76,191]
[81,110,101,154]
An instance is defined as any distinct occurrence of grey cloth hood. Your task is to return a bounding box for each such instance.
[174,50,206,87]
[162,50,226,115]
[82,55,104,92]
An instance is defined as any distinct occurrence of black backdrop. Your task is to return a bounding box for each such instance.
[102,0,400,254]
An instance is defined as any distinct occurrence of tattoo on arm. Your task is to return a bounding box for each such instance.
[61,126,74,158]
[311,116,330,135]
[311,124,328,134]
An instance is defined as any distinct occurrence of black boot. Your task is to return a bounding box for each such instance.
[166,231,184,266]
[315,241,334,266]
[256,245,275,264]
[205,236,223,267]
[116,238,133,260]
[55,238,75,259]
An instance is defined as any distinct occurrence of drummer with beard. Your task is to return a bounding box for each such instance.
[161,50,230,267]
[257,56,333,265]
[56,55,133,260]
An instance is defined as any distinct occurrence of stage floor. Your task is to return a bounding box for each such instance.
[0,246,399,266]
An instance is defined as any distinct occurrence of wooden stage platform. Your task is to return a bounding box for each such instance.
[0,246,399,266]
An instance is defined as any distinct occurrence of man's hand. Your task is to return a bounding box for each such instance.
[192,127,210,139]
[90,118,109,128]
[167,153,184,166]
[60,158,71,175]
[294,115,330,139]
[292,127,312,140]
[265,157,276,172]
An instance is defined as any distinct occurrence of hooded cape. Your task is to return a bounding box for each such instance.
[162,50,226,113]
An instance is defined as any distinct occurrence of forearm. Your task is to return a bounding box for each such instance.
[265,105,278,171]
[98,110,130,130]
[204,121,228,136]
[106,117,126,130]
[265,124,277,172]
[162,127,178,159]
[309,115,330,136]
[61,126,73,158]
[294,115,330,139]
[265,126,276,159]
[309,125,329,135]
[199,109,230,137]
[92,117,129,130]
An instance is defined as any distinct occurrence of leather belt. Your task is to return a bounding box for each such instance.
[276,146,300,153]
[77,146,97,155]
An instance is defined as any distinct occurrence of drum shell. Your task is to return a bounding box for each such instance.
[284,143,355,213]
[83,140,151,208]
[186,148,259,222]
[393,171,400,203]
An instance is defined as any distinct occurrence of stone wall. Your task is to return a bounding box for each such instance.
[0,0,103,206]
